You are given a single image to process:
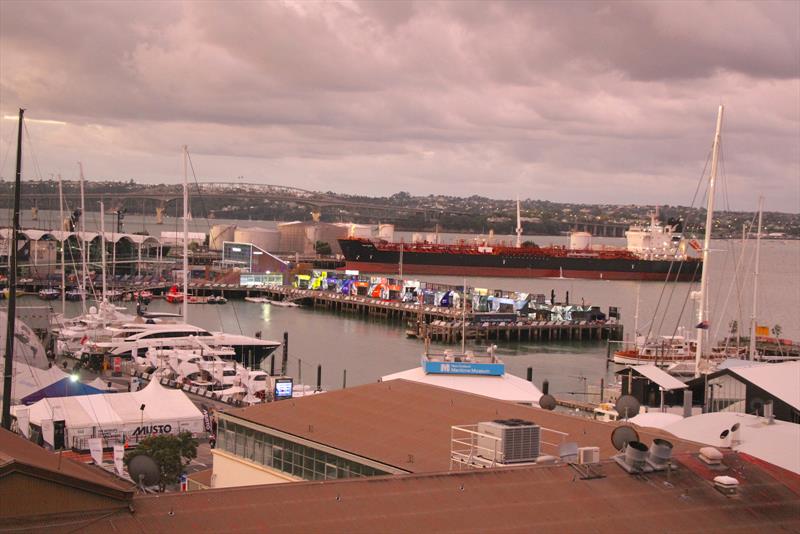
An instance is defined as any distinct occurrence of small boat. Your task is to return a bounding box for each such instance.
[245,296,271,304]
[65,288,85,301]
[165,285,184,304]
[271,300,300,308]
[187,295,210,304]
[38,287,60,300]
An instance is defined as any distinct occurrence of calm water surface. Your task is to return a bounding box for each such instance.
[9,211,799,400]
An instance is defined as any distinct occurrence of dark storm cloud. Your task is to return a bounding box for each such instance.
[0,0,797,211]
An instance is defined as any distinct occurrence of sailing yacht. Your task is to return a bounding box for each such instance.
[613,106,729,373]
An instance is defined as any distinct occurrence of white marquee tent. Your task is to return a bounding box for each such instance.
[13,379,204,449]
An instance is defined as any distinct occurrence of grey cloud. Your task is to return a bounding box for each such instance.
[0,0,797,212]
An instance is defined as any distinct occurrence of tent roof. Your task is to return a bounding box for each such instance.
[381,367,542,404]
[20,377,105,405]
[617,364,687,391]
[16,380,202,430]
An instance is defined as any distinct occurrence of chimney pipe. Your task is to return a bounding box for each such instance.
[316,364,322,392]
[526,367,533,382]
[683,389,693,418]
[542,379,549,395]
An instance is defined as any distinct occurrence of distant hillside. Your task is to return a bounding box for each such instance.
[1,179,797,238]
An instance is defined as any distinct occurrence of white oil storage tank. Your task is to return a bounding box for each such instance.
[569,231,592,250]
[234,226,280,252]
[210,224,236,251]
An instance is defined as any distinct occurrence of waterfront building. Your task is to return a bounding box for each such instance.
[208,379,694,489]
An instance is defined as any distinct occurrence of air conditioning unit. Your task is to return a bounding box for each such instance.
[577,446,600,465]
[476,420,540,464]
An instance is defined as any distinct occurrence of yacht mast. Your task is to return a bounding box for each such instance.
[100,201,107,302]
[694,105,724,377]
[78,162,87,315]
[515,196,522,248]
[748,196,763,360]
[2,108,24,430]
[182,145,189,322]
[58,174,65,317]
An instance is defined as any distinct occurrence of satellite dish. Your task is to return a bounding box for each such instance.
[538,394,557,411]
[128,454,160,487]
[719,429,730,440]
[611,425,640,452]
[614,395,641,420]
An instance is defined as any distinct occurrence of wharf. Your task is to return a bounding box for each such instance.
[236,285,623,345]
[20,279,624,345]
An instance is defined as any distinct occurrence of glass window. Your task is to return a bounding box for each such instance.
[325,462,338,480]
[254,435,264,465]
[235,426,245,457]
[245,429,255,461]
[273,445,283,471]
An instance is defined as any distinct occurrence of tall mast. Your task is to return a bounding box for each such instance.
[99,201,107,302]
[515,196,522,248]
[694,105,724,377]
[461,278,467,353]
[2,108,24,430]
[58,174,65,317]
[748,196,763,360]
[78,162,87,315]
[182,145,189,322]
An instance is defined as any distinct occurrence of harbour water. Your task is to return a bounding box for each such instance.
[7,209,799,401]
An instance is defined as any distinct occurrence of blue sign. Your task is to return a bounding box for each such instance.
[422,358,505,376]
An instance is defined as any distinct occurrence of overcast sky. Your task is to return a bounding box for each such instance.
[1,1,798,212]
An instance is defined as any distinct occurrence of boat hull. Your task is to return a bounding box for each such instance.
[339,240,702,282]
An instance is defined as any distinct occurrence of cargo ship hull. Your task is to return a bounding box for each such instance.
[338,239,701,282]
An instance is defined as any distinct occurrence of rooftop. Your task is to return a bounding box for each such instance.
[618,364,688,391]
[225,379,697,473]
[381,367,542,404]
[727,361,800,410]
[0,428,133,501]
[71,452,800,533]
[631,411,800,475]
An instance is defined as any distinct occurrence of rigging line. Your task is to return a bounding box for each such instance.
[186,152,245,336]
[668,262,701,345]
[22,122,45,183]
[644,148,711,342]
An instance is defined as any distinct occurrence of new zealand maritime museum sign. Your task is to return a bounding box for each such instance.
[422,358,505,376]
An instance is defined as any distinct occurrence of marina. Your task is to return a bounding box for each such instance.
[1,3,799,531]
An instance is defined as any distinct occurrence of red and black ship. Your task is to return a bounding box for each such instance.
[337,238,702,281]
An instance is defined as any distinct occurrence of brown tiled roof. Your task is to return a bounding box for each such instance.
[0,428,134,496]
[224,379,696,473]
[79,452,800,533]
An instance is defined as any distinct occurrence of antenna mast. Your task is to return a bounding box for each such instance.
[515,196,523,248]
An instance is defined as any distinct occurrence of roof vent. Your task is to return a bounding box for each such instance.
[624,441,649,471]
[699,446,724,466]
[713,475,739,496]
[647,438,673,470]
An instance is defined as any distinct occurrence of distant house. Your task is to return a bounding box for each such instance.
[686,361,800,424]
